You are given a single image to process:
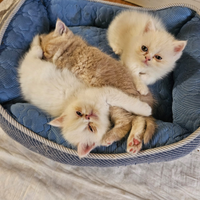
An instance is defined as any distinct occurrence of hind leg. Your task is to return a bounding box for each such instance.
[127,116,145,153]
[102,122,132,146]
[127,116,156,153]
[101,107,133,146]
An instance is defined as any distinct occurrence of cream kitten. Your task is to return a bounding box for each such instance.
[18,35,151,158]
[39,19,157,154]
[107,10,187,95]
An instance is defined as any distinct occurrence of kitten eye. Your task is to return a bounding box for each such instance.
[76,111,82,117]
[141,45,148,52]
[154,55,162,60]
[88,124,94,132]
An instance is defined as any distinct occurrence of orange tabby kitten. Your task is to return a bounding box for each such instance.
[40,19,156,153]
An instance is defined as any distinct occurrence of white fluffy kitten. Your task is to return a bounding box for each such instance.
[107,10,187,94]
[18,36,151,158]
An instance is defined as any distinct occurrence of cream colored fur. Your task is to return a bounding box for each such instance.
[19,36,151,158]
[39,19,157,154]
[107,11,187,95]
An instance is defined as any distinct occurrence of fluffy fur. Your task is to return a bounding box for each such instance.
[18,36,151,158]
[107,11,187,95]
[39,19,157,154]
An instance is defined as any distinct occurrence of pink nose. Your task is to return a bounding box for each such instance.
[85,114,94,120]
[145,55,151,62]
[85,115,90,120]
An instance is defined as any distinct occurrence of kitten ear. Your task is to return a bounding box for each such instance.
[55,19,68,36]
[173,40,187,54]
[144,19,156,33]
[77,142,96,158]
[48,115,65,127]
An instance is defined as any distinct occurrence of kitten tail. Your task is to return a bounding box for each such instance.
[143,116,156,144]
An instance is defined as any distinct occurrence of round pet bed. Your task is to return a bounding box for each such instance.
[0,0,200,167]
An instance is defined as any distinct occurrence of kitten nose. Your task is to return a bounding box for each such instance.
[85,115,90,120]
[145,55,151,61]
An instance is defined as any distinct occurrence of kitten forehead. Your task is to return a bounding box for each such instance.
[143,31,174,45]
[75,106,82,112]
[73,100,99,115]
[138,31,177,55]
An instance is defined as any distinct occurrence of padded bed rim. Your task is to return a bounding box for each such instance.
[0,0,26,43]
[90,0,200,14]
[1,105,200,161]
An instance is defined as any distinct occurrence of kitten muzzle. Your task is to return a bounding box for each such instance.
[145,55,151,62]
[85,113,97,120]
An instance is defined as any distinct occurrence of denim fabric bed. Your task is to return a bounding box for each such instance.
[0,0,200,155]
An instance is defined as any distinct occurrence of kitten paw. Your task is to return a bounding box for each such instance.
[112,46,122,55]
[136,83,149,95]
[31,46,43,59]
[31,35,40,47]
[30,35,43,59]
[101,135,116,146]
[137,102,152,117]
[127,137,142,154]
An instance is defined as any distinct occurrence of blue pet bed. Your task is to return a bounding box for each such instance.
[0,0,200,167]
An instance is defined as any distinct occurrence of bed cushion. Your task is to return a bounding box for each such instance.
[0,0,200,166]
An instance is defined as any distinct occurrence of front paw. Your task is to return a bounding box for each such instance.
[31,46,43,59]
[101,134,116,146]
[112,45,122,55]
[138,102,152,117]
[31,35,40,47]
[31,35,43,59]
[136,83,149,95]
